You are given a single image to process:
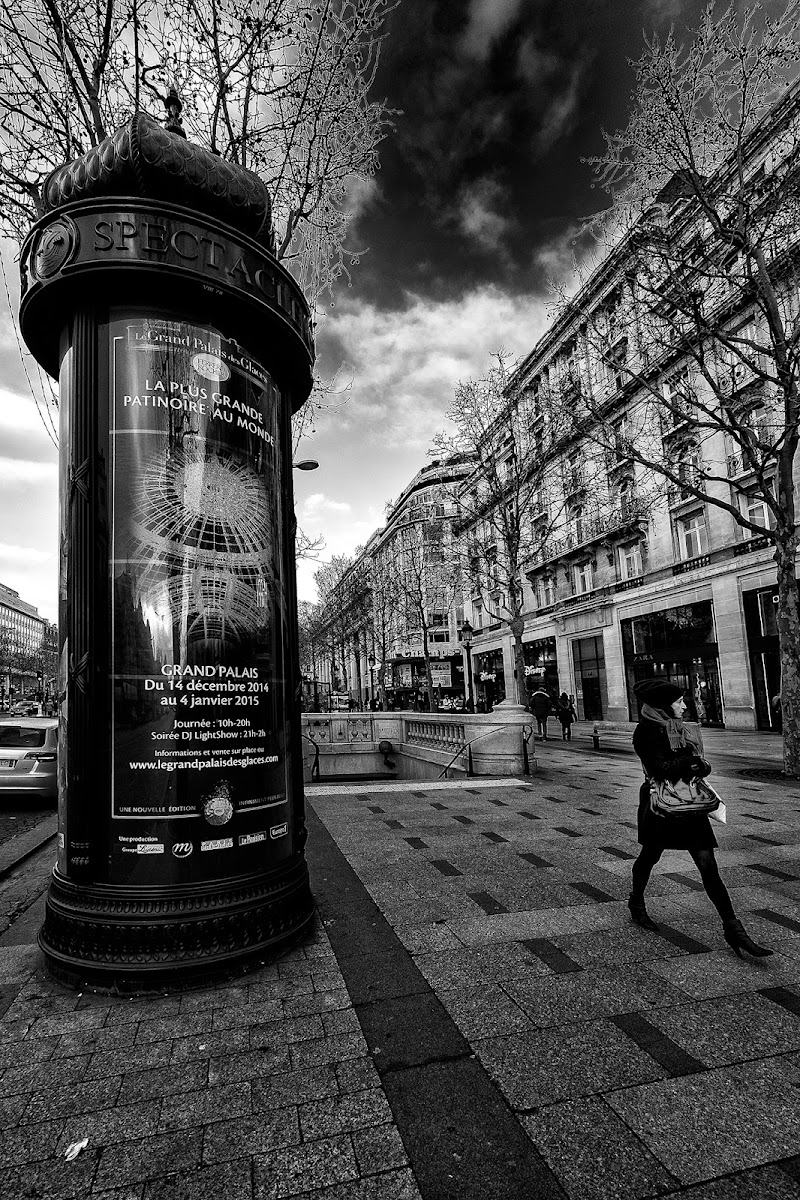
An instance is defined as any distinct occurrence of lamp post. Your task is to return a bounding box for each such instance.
[460,620,474,710]
[368,652,376,709]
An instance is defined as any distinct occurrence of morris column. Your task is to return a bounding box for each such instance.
[19,108,315,988]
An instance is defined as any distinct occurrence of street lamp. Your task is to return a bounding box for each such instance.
[460,620,474,709]
[368,652,376,708]
[293,459,319,471]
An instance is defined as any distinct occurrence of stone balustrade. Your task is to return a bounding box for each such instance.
[301,703,536,782]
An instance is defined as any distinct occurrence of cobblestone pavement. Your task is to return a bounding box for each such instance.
[0,746,798,1199]
[0,803,53,849]
[309,749,800,1199]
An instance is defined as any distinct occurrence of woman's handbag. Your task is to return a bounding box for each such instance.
[649,776,722,817]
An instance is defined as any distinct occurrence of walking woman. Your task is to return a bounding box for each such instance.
[556,692,577,741]
[629,678,772,959]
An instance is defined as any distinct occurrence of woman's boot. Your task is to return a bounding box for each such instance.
[723,917,773,959]
[628,894,658,932]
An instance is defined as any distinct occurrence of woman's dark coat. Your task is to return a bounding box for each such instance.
[632,719,717,850]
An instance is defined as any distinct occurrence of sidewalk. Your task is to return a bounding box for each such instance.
[553,718,786,764]
[1,748,800,1198]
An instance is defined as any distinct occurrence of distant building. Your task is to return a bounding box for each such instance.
[0,582,55,700]
[311,455,474,709]
[0,582,47,658]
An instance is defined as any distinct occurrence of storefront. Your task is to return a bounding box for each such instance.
[742,585,783,731]
[389,656,465,710]
[571,635,607,721]
[522,637,559,704]
[473,648,506,711]
[621,600,723,725]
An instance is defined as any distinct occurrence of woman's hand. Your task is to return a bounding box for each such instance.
[687,756,712,779]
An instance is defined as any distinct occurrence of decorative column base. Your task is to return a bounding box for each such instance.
[38,859,314,992]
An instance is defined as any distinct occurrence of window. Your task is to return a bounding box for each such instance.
[566,453,583,494]
[663,370,693,425]
[609,415,630,463]
[529,379,542,420]
[607,340,628,391]
[537,577,556,608]
[570,505,584,544]
[677,510,708,559]
[473,603,483,630]
[619,542,643,580]
[741,487,774,534]
[675,443,702,497]
[573,561,593,595]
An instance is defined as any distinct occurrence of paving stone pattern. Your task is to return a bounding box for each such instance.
[308,749,800,1199]
[0,747,799,1200]
[0,932,421,1200]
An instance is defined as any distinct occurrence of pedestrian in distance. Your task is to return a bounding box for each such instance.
[629,677,772,959]
[530,686,551,739]
[556,691,577,741]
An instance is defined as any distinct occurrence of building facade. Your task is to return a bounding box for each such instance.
[462,89,800,731]
[0,581,56,703]
[309,456,473,710]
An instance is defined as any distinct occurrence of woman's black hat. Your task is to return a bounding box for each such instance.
[634,677,684,709]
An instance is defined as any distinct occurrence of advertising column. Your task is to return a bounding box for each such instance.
[108,317,292,882]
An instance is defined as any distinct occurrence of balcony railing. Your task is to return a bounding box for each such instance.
[614,575,645,592]
[733,534,771,556]
[673,553,711,575]
[530,501,647,566]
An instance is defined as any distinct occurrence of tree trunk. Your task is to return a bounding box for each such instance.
[422,631,436,712]
[775,537,800,777]
[509,615,527,706]
[380,654,388,711]
[353,636,363,708]
[513,634,528,706]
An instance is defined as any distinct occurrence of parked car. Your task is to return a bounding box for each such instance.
[9,701,38,716]
[0,717,57,802]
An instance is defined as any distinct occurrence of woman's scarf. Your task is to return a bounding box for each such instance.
[640,702,705,755]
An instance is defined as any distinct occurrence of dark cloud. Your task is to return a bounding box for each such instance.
[348,0,708,307]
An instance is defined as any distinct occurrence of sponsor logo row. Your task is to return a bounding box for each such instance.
[121,822,289,857]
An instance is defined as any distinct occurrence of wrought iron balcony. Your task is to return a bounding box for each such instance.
[528,500,647,567]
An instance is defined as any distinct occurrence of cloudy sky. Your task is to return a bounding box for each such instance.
[293,0,711,601]
[1,0,712,621]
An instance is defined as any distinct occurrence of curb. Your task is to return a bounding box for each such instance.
[0,813,58,882]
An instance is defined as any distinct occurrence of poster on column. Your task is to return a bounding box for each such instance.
[109,316,292,884]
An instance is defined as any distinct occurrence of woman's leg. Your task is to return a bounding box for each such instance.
[629,845,662,930]
[690,848,773,956]
[688,848,735,922]
[631,845,662,899]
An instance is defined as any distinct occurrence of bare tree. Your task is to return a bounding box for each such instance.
[1,0,395,566]
[433,356,582,706]
[313,552,372,703]
[366,538,401,710]
[551,1,800,772]
[297,599,325,706]
[387,493,461,713]
[0,0,396,311]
